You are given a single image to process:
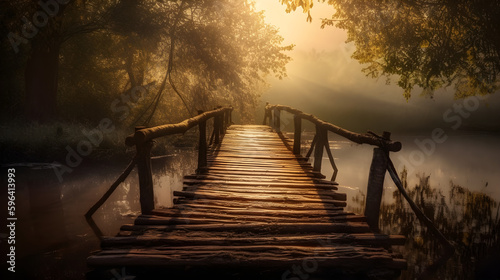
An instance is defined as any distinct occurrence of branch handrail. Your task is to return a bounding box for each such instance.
[264,104,401,152]
[125,107,233,146]
[263,102,397,230]
[86,106,233,223]
[264,103,453,278]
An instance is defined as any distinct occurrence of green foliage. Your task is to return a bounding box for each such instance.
[1,0,293,124]
[280,0,500,99]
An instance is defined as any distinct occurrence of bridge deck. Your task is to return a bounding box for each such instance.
[87,125,406,279]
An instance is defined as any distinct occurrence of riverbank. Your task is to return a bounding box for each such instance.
[0,120,198,164]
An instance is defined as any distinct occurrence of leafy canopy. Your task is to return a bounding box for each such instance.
[1,0,293,123]
[281,0,500,99]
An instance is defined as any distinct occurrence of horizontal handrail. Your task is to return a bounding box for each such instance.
[125,107,233,146]
[265,104,401,152]
[265,103,452,278]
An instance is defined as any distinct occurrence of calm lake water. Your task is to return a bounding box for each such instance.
[1,130,498,279]
[313,131,500,211]
[0,149,197,279]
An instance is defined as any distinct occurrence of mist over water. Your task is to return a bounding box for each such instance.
[260,49,500,203]
[260,49,500,279]
[261,50,500,133]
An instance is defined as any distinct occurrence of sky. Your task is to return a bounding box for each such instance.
[253,0,500,133]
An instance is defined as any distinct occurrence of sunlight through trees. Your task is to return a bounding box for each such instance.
[1,0,293,124]
[280,0,500,99]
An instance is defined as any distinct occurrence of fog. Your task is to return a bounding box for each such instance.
[255,0,500,134]
[261,49,500,133]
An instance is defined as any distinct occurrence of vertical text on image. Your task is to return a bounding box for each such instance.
[6,168,17,273]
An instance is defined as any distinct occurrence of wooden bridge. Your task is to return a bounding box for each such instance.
[86,105,409,279]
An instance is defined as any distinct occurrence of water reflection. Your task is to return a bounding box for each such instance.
[306,131,500,279]
[305,132,500,211]
[379,171,500,279]
[151,150,197,208]
[2,148,197,279]
[4,130,498,279]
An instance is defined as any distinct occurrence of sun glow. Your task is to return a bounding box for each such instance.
[253,0,346,52]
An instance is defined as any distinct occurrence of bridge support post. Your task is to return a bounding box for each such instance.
[274,108,281,132]
[313,124,326,172]
[293,115,302,155]
[197,111,208,174]
[263,102,271,125]
[218,106,225,134]
[365,131,390,231]
[224,109,231,129]
[219,112,225,136]
[135,126,155,215]
[214,114,221,145]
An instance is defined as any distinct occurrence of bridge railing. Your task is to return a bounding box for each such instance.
[263,103,454,271]
[263,103,402,231]
[86,106,233,224]
[124,106,233,214]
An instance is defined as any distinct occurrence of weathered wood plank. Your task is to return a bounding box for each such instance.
[153,207,347,218]
[183,179,339,190]
[88,249,407,270]
[205,169,320,178]
[133,214,366,225]
[120,222,372,234]
[184,174,318,182]
[173,198,347,210]
[101,232,406,247]
[171,201,345,212]
[206,166,326,178]
[181,185,345,199]
[88,124,406,277]
[183,175,338,188]
[173,190,347,205]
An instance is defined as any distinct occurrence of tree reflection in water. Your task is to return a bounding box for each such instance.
[364,168,500,279]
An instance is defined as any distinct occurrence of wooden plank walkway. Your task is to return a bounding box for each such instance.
[87,125,406,279]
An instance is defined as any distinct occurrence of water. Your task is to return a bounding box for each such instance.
[0,149,197,279]
[303,130,500,279]
[1,131,498,279]
[302,131,500,212]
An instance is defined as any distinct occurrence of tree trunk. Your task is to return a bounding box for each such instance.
[24,39,61,122]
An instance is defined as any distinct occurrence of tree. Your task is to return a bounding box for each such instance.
[2,0,112,122]
[280,0,500,99]
[1,0,292,123]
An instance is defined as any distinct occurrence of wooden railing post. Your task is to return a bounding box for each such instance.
[274,108,281,132]
[269,108,274,128]
[218,106,225,132]
[219,112,225,137]
[263,102,270,125]
[293,115,302,155]
[135,126,155,214]
[364,131,390,231]
[224,109,230,129]
[313,124,326,172]
[197,110,208,174]
[214,113,221,145]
